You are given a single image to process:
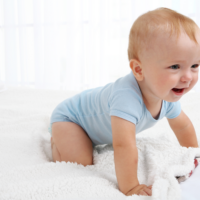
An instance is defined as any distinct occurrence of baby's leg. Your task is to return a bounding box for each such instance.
[51,122,93,166]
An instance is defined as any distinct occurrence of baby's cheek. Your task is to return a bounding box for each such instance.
[190,78,198,89]
[193,74,199,84]
[156,75,171,86]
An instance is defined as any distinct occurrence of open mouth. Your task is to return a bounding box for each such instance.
[172,88,185,96]
[172,88,184,93]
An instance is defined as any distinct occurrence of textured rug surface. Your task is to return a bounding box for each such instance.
[0,87,200,200]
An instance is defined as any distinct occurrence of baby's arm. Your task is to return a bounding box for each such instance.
[111,116,152,196]
[167,110,199,148]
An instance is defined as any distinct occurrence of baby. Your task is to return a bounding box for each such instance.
[49,8,200,196]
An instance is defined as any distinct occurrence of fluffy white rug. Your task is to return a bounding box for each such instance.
[0,87,200,200]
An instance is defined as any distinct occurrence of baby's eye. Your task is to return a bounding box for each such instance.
[169,64,179,69]
[191,64,199,68]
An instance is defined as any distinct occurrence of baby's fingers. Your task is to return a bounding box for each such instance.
[148,185,152,190]
[138,190,148,196]
[143,187,152,196]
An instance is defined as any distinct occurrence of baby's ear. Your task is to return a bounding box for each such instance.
[129,59,144,81]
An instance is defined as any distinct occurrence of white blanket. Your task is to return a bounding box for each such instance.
[0,87,200,200]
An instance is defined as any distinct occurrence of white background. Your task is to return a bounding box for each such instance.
[0,0,200,91]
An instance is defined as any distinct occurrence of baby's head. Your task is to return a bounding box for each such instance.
[128,7,199,61]
[128,8,200,102]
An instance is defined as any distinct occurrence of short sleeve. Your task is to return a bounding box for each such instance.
[165,101,181,119]
[108,89,142,125]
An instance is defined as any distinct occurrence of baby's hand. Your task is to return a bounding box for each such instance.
[126,184,152,196]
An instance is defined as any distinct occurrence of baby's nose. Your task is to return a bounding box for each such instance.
[181,70,193,82]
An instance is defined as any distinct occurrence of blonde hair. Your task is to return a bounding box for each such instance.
[128,7,199,61]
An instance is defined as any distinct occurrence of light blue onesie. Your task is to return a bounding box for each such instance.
[49,71,181,147]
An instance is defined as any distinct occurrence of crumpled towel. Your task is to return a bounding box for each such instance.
[176,157,200,183]
[0,87,200,200]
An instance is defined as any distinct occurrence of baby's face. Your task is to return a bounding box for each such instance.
[139,29,200,102]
